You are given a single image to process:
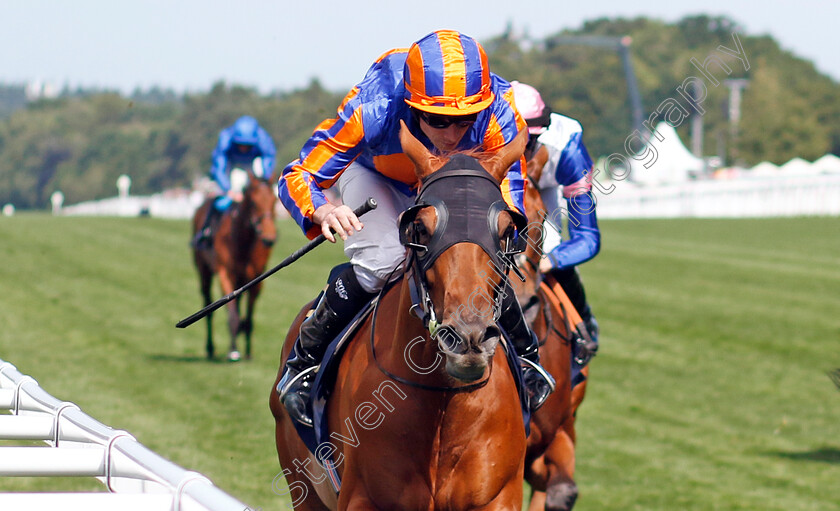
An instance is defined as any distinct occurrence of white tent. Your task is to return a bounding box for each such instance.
[628,122,705,186]
[813,153,840,174]
[749,161,779,177]
[779,157,816,175]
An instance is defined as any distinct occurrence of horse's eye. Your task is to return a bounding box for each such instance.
[413,220,430,241]
[500,224,514,243]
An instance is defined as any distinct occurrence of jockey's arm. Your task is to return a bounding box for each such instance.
[277,107,367,240]
[481,100,528,217]
[210,132,233,192]
[543,180,601,271]
[499,156,527,217]
[537,122,600,271]
[256,128,278,178]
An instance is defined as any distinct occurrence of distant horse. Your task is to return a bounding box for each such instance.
[270,123,531,510]
[511,145,591,511]
[191,169,277,361]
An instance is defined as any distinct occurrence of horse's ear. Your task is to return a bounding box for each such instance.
[488,127,528,183]
[399,119,437,180]
[527,144,549,183]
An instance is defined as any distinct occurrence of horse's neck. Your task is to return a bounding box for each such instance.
[374,280,450,385]
[230,199,253,234]
[350,273,525,487]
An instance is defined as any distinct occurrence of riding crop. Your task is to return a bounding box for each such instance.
[176,197,377,328]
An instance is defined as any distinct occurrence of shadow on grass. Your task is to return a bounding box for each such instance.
[769,447,840,464]
[145,353,231,364]
[828,368,840,390]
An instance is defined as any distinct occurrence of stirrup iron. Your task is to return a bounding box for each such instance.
[520,356,556,393]
[276,364,320,401]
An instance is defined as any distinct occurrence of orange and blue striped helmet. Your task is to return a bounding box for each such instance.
[403,30,495,116]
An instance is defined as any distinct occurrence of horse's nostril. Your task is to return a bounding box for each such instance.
[484,325,500,342]
[436,326,467,355]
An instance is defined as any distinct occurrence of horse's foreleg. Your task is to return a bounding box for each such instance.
[535,371,587,511]
[199,262,215,360]
[529,490,548,511]
[472,477,525,511]
[217,269,241,362]
[542,428,578,511]
[205,312,214,360]
[242,285,260,360]
[225,297,242,361]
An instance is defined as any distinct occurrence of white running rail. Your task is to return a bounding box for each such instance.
[594,173,840,219]
[0,358,253,511]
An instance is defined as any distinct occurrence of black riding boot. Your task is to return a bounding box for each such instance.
[498,286,555,411]
[276,265,376,427]
[551,267,599,360]
[191,206,219,249]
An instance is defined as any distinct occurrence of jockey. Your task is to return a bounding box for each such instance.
[276,30,555,427]
[510,81,601,347]
[192,115,277,248]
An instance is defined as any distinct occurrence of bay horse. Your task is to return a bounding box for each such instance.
[191,169,277,361]
[270,123,531,510]
[511,145,592,511]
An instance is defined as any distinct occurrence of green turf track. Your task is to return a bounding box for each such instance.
[1,215,838,510]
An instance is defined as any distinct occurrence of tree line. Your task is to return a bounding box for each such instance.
[1,15,837,210]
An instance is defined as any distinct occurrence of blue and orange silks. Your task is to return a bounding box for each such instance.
[278,40,528,240]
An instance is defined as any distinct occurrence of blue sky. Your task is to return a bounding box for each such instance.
[3,0,838,95]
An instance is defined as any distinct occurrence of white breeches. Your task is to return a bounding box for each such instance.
[336,162,415,293]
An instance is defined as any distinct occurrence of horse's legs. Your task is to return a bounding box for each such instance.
[472,477,525,511]
[337,483,385,511]
[529,490,548,511]
[198,260,215,360]
[204,312,214,360]
[530,370,588,511]
[274,470,331,511]
[271,397,332,510]
[542,426,578,511]
[241,287,258,360]
[225,297,242,361]
[216,268,242,361]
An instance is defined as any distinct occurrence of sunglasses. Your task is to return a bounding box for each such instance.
[417,111,478,129]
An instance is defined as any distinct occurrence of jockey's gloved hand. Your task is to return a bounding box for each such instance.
[227,189,244,203]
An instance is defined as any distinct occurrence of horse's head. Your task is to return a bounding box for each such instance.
[512,144,550,325]
[399,121,528,382]
[241,170,278,247]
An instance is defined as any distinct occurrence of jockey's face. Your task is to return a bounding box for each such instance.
[417,111,477,152]
[234,143,253,154]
